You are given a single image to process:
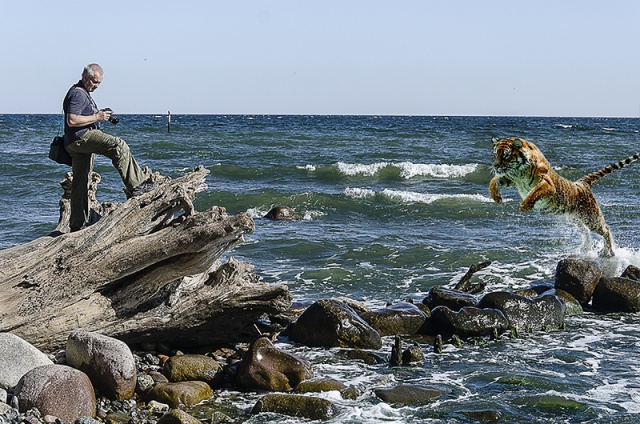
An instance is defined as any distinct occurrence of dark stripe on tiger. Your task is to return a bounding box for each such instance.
[580,153,640,186]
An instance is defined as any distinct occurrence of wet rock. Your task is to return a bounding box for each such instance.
[0,333,53,389]
[264,205,301,220]
[621,264,640,281]
[592,277,640,312]
[402,345,424,365]
[477,292,565,331]
[342,349,387,365]
[554,258,602,305]
[460,409,502,421]
[163,354,222,387]
[251,393,338,421]
[66,331,136,401]
[235,336,313,392]
[146,381,213,408]
[295,377,346,393]
[287,299,382,349]
[359,302,428,336]
[423,286,477,311]
[157,408,203,424]
[544,288,583,316]
[374,384,451,404]
[136,374,155,394]
[427,306,509,338]
[14,364,96,422]
[390,336,403,366]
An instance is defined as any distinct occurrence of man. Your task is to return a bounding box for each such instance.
[63,63,156,232]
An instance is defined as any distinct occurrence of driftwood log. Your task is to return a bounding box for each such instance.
[0,166,291,350]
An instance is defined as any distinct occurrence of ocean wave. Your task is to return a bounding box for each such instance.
[344,187,492,204]
[336,161,478,179]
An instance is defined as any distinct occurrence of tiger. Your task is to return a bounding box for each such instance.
[489,137,640,256]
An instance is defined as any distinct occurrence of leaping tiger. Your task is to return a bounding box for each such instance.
[489,137,640,256]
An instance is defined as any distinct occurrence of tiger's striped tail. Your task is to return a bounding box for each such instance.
[580,152,640,185]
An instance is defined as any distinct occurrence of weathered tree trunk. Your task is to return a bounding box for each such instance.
[0,166,291,350]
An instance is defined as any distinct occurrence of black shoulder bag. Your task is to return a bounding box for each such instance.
[49,105,72,166]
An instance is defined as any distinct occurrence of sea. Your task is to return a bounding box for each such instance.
[2,114,640,423]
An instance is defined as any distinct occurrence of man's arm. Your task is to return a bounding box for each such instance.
[66,110,111,127]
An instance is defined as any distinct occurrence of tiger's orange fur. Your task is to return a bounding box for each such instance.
[489,137,640,256]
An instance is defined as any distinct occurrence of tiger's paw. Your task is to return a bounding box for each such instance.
[519,202,533,212]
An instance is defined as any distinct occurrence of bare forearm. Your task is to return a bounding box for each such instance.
[67,110,110,127]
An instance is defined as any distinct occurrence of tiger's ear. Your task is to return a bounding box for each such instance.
[492,137,499,145]
[513,138,523,149]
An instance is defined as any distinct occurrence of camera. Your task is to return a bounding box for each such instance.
[101,108,120,125]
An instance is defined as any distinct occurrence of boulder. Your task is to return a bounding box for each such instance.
[592,277,640,312]
[66,331,136,401]
[0,333,53,390]
[427,306,509,338]
[374,384,451,404]
[264,205,301,220]
[554,258,602,305]
[157,409,203,424]
[402,345,424,365]
[251,393,338,421]
[621,264,640,281]
[14,364,96,422]
[477,292,565,331]
[295,376,359,399]
[163,354,222,386]
[423,286,477,311]
[146,381,213,408]
[359,302,428,336]
[235,337,313,392]
[294,377,346,393]
[287,299,382,349]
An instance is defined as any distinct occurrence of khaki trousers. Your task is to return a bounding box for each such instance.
[65,129,146,231]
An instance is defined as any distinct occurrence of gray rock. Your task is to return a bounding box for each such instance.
[236,337,313,392]
[146,381,213,409]
[264,205,301,220]
[287,299,382,349]
[374,384,451,404]
[0,333,53,389]
[360,302,428,336]
[157,408,203,424]
[477,291,565,331]
[163,354,222,386]
[14,364,96,422]
[423,286,477,311]
[251,393,338,421]
[592,277,640,312]
[66,331,136,401]
[555,258,602,305]
[621,264,640,281]
[428,305,509,338]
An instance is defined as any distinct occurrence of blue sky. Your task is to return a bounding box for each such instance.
[2,0,639,116]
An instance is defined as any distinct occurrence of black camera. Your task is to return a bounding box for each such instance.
[101,108,120,125]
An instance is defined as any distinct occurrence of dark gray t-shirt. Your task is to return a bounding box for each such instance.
[63,81,99,141]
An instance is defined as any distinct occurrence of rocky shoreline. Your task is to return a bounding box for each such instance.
[1,258,639,423]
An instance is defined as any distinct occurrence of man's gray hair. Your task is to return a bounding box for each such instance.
[82,63,103,77]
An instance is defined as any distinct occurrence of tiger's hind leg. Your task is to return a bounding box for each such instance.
[596,225,615,257]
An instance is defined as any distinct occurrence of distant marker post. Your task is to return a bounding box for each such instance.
[167,111,171,133]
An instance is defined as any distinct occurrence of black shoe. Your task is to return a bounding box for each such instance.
[131,180,159,197]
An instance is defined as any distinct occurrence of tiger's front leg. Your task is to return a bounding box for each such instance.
[489,176,502,204]
[520,175,556,212]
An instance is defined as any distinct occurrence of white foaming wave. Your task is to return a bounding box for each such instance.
[344,187,376,199]
[397,161,478,179]
[337,161,389,176]
[343,187,493,204]
[336,161,478,179]
[297,164,316,171]
[381,189,493,204]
